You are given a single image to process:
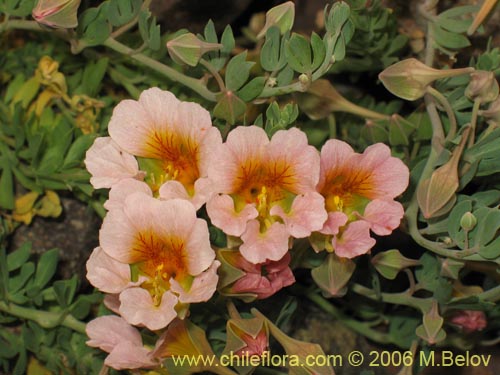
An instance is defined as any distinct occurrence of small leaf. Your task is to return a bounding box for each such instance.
[285,33,312,73]
[213,91,247,125]
[7,243,32,272]
[310,32,326,71]
[432,24,471,50]
[107,0,142,27]
[33,248,59,289]
[225,51,255,91]
[237,77,266,102]
[0,162,15,210]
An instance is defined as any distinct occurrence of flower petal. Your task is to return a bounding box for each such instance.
[268,127,321,192]
[104,179,152,211]
[240,221,289,263]
[105,341,157,370]
[333,221,376,258]
[206,194,258,237]
[271,192,327,238]
[86,247,131,293]
[208,126,268,193]
[86,315,142,353]
[185,219,215,276]
[362,199,404,235]
[85,137,143,189]
[320,212,348,235]
[170,261,220,303]
[119,288,178,330]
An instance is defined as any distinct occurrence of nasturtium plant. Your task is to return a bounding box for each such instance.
[1,0,500,374]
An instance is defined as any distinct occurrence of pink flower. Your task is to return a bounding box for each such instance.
[86,315,159,370]
[98,193,218,330]
[106,87,222,208]
[227,251,295,299]
[207,126,327,264]
[315,140,409,258]
[450,310,487,333]
[85,137,145,189]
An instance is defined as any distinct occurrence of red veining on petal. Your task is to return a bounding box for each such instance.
[143,130,200,191]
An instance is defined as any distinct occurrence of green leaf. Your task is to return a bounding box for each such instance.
[0,248,8,300]
[277,66,294,86]
[261,26,281,71]
[33,249,59,289]
[310,32,326,71]
[220,25,235,54]
[237,77,266,102]
[2,0,34,17]
[470,207,500,247]
[448,199,472,248]
[203,19,218,44]
[432,24,470,50]
[53,276,78,308]
[0,161,15,210]
[138,11,161,51]
[480,235,500,259]
[225,51,255,91]
[437,5,478,33]
[76,58,109,97]
[62,134,97,169]
[213,92,246,125]
[77,5,111,47]
[7,243,32,272]
[8,262,35,294]
[285,33,312,73]
[107,0,142,27]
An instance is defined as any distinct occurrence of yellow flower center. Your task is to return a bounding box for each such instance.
[131,230,190,305]
[139,130,200,195]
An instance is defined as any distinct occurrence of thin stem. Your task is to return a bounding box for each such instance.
[426,86,458,142]
[424,93,445,153]
[103,38,217,101]
[200,58,226,92]
[468,98,481,147]
[0,300,87,334]
[306,292,392,344]
[0,19,217,102]
[350,283,432,313]
[109,0,152,39]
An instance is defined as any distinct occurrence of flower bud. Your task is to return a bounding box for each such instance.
[416,300,446,345]
[460,211,477,231]
[379,58,474,101]
[223,313,269,360]
[311,253,355,297]
[479,97,500,125]
[465,71,499,103]
[417,128,470,218]
[450,310,487,333]
[371,249,420,280]
[32,0,81,29]
[257,1,295,39]
[166,33,222,67]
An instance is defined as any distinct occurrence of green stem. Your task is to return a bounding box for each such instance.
[306,292,392,344]
[468,99,481,147]
[0,19,217,102]
[350,283,432,313]
[406,196,487,262]
[200,58,225,92]
[103,38,217,101]
[260,81,305,98]
[426,86,458,142]
[0,300,86,334]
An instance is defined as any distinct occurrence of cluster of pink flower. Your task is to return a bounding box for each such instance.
[84,88,409,368]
